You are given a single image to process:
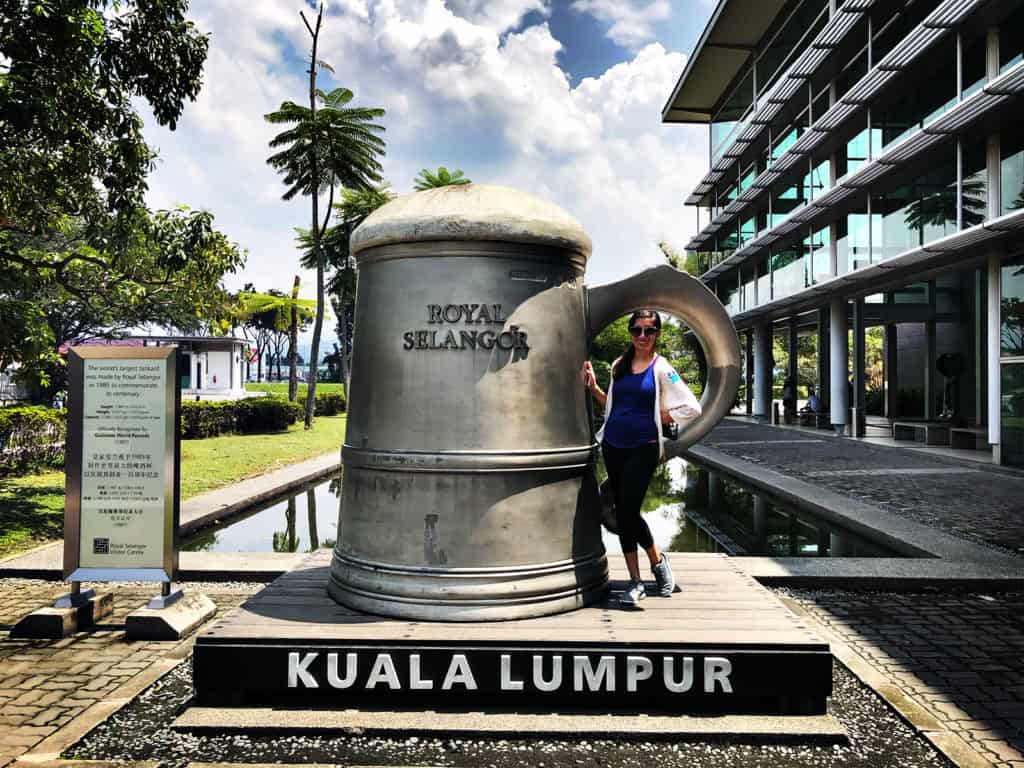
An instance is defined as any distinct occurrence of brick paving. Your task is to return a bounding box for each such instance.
[703,420,1024,555]
[785,589,1024,768]
[0,578,260,767]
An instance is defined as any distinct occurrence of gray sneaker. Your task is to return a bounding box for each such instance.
[651,554,676,596]
[619,579,646,607]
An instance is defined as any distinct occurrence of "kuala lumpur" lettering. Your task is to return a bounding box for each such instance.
[286,652,733,694]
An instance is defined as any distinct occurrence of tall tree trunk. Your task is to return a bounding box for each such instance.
[256,344,263,382]
[303,7,324,430]
[288,274,300,402]
[339,302,349,396]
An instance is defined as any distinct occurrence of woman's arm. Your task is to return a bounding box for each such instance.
[581,361,607,406]
[660,362,702,423]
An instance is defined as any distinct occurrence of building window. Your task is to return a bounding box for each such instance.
[1001,129,1024,216]
[740,216,757,248]
[1001,362,1024,468]
[771,243,807,300]
[962,137,988,228]
[739,163,757,195]
[807,225,830,284]
[712,68,754,161]
[1003,257,1024,467]
[874,39,956,153]
[1000,5,1024,74]
[837,123,870,179]
[808,158,830,200]
[836,200,871,275]
[756,0,829,99]
[1002,256,1024,358]
[872,147,957,260]
[961,32,987,100]
[756,257,771,305]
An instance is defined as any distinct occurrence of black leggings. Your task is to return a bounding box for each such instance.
[601,441,659,554]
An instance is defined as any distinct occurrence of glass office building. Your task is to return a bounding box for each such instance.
[664,0,1024,466]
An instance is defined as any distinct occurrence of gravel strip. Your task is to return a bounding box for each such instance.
[67,656,952,768]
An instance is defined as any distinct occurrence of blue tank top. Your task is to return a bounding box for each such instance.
[603,359,658,449]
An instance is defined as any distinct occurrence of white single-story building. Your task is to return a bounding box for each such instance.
[68,336,254,401]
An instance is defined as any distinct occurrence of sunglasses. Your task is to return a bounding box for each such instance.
[628,326,659,337]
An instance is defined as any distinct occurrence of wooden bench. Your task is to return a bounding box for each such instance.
[950,427,986,450]
[892,421,950,446]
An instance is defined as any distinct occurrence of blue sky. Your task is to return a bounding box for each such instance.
[139,0,714,332]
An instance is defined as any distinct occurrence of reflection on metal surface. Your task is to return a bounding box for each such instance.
[328,185,741,620]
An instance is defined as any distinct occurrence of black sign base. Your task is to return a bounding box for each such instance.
[192,553,832,715]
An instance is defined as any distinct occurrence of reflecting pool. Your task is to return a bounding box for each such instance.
[182,459,905,557]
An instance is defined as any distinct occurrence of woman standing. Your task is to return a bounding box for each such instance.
[581,310,702,607]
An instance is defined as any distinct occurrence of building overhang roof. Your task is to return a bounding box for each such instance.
[662,0,788,124]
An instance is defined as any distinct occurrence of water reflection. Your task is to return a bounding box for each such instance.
[184,461,901,557]
[182,474,341,553]
[601,458,900,557]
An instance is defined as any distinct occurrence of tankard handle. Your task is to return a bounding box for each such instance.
[585,264,741,459]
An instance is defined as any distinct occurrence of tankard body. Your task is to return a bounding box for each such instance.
[329,185,740,621]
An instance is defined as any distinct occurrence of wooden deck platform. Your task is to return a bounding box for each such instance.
[192,552,832,714]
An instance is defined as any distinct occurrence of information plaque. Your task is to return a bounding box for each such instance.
[64,346,180,583]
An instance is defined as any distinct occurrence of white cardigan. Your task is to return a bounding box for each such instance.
[595,354,703,460]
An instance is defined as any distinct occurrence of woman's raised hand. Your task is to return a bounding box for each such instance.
[581,360,596,390]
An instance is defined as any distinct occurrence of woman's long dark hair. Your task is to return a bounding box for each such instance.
[612,310,662,381]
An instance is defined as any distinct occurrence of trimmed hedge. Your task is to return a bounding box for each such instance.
[180,400,236,439]
[180,396,306,438]
[0,406,67,476]
[314,391,346,416]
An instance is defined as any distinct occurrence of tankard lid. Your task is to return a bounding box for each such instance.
[350,184,591,261]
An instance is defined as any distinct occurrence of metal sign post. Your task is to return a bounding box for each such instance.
[61,346,181,605]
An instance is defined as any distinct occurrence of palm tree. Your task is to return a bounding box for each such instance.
[264,4,386,429]
[413,166,471,190]
[297,184,393,395]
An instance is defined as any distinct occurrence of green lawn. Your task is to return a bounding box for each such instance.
[0,414,347,560]
[245,382,346,397]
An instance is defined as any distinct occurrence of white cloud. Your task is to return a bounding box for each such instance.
[139,0,705,317]
[443,0,548,33]
[570,0,671,49]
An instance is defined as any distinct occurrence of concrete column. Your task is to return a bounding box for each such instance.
[753,323,772,419]
[745,330,754,415]
[852,298,866,436]
[976,269,986,423]
[988,252,1002,462]
[884,323,899,418]
[925,281,937,420]
[830,299,849,433]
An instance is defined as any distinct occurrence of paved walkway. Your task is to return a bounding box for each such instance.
[0,578,260,767]
[699,420,1024,555]
[785,589,1024,768]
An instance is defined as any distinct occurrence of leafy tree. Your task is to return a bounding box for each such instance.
[4,210,242,400]
[904,179,986,233]
[265,3,386,429]
[413,166,471,190]
[1,0,209,285]
[234,290,315,384]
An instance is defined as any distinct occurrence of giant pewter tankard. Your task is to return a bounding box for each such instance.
[328,185,740,621]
